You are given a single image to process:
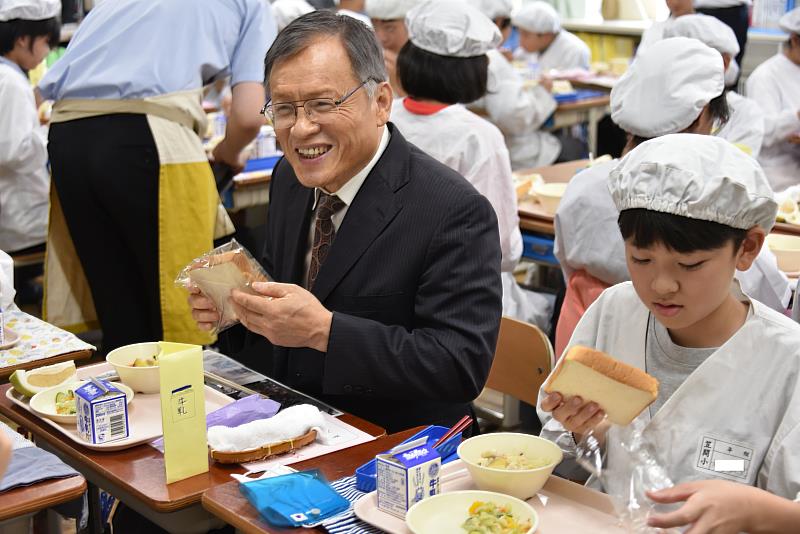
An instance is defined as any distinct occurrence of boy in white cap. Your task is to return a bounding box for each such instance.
[663,13,762,156]
[745,7,800,192]
[511,1,590,71]
[0,0,59,254]
[540,133,800,528]
[365,0,422,96]
[391,0,553,329]
[465,0,560,169]
[552,37,789,355]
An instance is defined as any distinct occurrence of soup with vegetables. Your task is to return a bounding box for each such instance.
[477,451,550,470]
[462,501,532,534]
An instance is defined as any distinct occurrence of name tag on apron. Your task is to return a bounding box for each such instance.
[693,434,755,483]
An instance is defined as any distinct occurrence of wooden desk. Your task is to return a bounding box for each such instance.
[0,383,385,533]
[225,172,272,212]
[549,95,610,157]
[0,350,93,381]
[202,427,421,534]
[517,159,591,236]
[0,474,86,522]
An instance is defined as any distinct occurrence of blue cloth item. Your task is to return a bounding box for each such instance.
[322,476,384,534]
[39,0,277,101]
[0,447,80,493]
[239,469,350,528]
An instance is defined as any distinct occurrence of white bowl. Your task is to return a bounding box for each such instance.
[106,342,161,394]
[532,182,568,215]
[766,234,800,273]
[30,380,134,425]
[406,490,538,534]
[457,433,563,500]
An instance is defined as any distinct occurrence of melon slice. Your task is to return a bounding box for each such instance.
[9,361,78,398]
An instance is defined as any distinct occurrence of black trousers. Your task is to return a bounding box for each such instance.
[48,114,162,353]
[697,4,749,81]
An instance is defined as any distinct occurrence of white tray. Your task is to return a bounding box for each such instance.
[6,362,234,451]
[354,460,626,534]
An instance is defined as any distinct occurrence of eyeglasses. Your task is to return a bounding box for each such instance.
[261,80,371,129]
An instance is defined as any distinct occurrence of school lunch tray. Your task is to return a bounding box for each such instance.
[353,459,627,534]
[5,362,234,452]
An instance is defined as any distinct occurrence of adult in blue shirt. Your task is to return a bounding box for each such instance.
[38,0,276,352]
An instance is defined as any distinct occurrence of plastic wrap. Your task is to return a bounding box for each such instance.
[175,239,270,333]
[576,418,679,533]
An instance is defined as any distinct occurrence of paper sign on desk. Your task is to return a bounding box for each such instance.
[159,342,208,484]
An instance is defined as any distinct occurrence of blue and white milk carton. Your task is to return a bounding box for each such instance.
[75,379,129,444]
[376,438,441,518]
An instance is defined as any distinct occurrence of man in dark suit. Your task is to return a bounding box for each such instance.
[189,11,502,433]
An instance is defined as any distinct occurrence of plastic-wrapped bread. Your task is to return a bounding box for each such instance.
[543,346,659,426]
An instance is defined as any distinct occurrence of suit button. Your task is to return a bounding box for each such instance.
[343,385,353,393]
[366,388,374,395]
[354,385,365,394]
[295,372,302,378]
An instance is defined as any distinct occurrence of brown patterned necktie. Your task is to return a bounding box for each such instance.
[308,193,346,290]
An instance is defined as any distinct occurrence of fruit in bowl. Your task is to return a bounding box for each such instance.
[457,433,563,500]
[106,342,162,393]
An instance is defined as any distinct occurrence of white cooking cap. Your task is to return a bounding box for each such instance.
[663,14,740,57]
[464,0,512,20]
[0,0,60,21]
[779,7,800,35]
[610,37,724,138]
[609,134,777,231]
[406,0,501,58]
[511,1,560,33]
[272,0,314,31]
[365,0,424,20]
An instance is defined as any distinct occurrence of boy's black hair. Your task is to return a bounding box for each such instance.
[397,41,488,104]
[618,208,747,254]
[627,90,731,148]
[0,17,61,56]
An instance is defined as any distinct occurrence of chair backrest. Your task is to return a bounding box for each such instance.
[485,316,555,406]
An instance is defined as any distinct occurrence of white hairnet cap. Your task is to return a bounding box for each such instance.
[465,0,512,20]
[406,0,501,57]
[366,0,423,20]
[663,14,740,57]
[610,37,724,138]
[0,0,60,21]
[272,0,314,31]
[511,1,560,33]
[609,134,777,231]
[779,7,800,34]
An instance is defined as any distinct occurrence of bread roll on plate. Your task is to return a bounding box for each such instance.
[543,346,659,426]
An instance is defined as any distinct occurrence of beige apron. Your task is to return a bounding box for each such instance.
[44,90,233,344]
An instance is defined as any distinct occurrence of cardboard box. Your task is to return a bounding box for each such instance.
[376,439,441,518]
[76,379,129,444]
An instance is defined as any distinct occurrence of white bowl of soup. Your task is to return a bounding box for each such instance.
[457,433,563,500]
[106,342,161,394]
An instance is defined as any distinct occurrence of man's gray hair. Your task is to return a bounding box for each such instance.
[263,10,388,98]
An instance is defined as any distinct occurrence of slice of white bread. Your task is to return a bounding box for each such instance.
[543,346,659,426]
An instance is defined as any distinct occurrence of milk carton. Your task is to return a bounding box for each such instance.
[75,379,129,444]
[376,438,441,518]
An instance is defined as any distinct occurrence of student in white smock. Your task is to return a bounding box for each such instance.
[745,8,800,192]
[391,0,553,330]
[365,0,421,97]
[0,0,59,253]
[466,0,560,169]
[511,1,590,72]
[540,134,800,531]
[663,14,763,157]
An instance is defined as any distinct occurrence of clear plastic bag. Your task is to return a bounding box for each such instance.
[175,239,270,334]
[576,418,680,533]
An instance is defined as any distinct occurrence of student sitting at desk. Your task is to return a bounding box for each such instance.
[553,38,789,356]
[0,0,59,255]
[540,133,800,521]
[511,1,590,72]
[391,0,553,330]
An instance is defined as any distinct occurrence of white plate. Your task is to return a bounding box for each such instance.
[0,327,20,350]
[30,380,134,425]
[406,490,538,534]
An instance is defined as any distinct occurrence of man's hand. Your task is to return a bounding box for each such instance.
[540,392,607,437]
[187,284,221,331]
[647,480,762,534]
[230,282,333,352]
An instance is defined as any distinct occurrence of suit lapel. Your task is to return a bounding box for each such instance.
[310,125,410,302]
[281,180,314,284]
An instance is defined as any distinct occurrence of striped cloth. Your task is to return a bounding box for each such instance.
[322,476,385,534]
